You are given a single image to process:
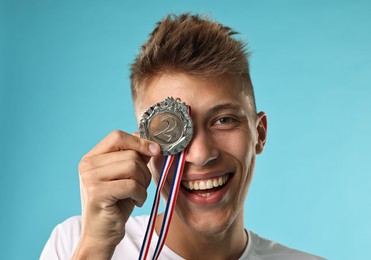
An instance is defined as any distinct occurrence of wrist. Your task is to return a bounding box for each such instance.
[72,236,117,260]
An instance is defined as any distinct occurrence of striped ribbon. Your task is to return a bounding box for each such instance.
[138,150,187,260]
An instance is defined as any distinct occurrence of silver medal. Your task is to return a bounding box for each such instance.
[139,97,193,155]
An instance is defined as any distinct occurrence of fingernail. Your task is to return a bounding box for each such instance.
[149,143,160,155]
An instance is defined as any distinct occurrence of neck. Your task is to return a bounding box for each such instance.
[155,212,248,260]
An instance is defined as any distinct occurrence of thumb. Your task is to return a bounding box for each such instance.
[133,132,161,157]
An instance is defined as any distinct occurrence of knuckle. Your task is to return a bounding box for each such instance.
[135,138,142,152]
[135,136,148,153]
[79,169,94,186]
[126,158,141,171]
[78,157,91,173]
[124,150,140,160]
[110,130,124,142]
[125,179,139,192]
[123,159,135,172]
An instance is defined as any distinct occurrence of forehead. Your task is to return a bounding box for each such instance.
[134,73,254,119]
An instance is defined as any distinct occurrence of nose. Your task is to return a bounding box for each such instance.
[185,127,219,167]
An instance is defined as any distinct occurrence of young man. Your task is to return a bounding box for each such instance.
[41,14,324,259]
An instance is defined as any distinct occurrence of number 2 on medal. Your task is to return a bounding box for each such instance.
[154,116,177,142]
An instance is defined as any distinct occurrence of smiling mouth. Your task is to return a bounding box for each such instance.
[181,173,232,198]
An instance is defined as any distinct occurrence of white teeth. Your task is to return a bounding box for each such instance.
[199,192,212,198]
[206,180,213,189]
[182,174,230,191]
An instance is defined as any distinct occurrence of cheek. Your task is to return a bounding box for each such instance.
[214,131,253,163]
[215,131,256,193]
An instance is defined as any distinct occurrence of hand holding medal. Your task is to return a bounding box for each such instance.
[138,97,193,260]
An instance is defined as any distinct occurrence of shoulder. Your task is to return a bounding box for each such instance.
[48,215,82,243]
[51,215,82,243]
[57,215,82,230]
[40,216,82,259]
[43,214,148,246]
[241,230,326,260]
[41,215,150,260]
[44,214,147,240]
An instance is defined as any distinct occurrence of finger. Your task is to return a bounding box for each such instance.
[85,130,160,159]
[103,179,148,207]
[82,159,152,189]
[80,150,144,172]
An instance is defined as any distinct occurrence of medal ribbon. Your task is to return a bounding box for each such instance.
[152,149,187,259]
[138,150,187,260]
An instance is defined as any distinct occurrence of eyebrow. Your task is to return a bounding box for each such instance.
[205,103,245,118]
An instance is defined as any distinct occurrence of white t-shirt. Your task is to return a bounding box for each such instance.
[41,216,325,260]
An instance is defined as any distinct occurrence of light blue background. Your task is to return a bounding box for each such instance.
[1,0,370,259]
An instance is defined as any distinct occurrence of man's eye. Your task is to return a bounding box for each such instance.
[215,117,235,125]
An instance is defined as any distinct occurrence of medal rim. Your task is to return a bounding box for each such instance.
[139,97,193,155]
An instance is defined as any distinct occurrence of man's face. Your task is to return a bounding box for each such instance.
[135,72,266,237]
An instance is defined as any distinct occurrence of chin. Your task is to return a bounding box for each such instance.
[174,200,239,237]
[192,218,233,237]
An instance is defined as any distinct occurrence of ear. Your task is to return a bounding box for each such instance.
[255,112,268,154]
